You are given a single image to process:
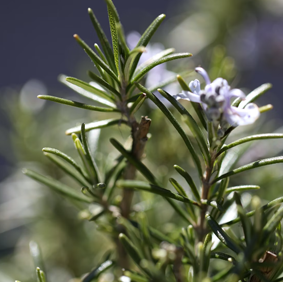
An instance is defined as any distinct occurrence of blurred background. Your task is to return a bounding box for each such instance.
[1,0,283,281]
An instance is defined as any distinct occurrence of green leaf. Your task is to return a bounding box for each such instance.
[88,209,105,222]
[123,271,149,282]
[29,242,45,276]
[39,270,46,282]
[65,119,128,135]
[169,177,187,197]
[262,206,283,241]
[87,71,121,98]
[104,155,124,186]
[110,138,157,185]
[166,198,192,224]
[63,76,116,104]
[169,177,197,221]
[134,48,175,76]
[259,104,273,113]
[221,196,283,226]
[107,6,120,76]
[218,134,283,155]
[124,47,146,81]
[104,0,119,22]
[104,164,125,201]
[148,226,175,244]
[42,147,90,183]
[206,215,242,254]
[202,233,213,274]
[44,152,90,187]
[81,123,100,184]
[118,233,145,270]
[136,83,203,178]
[37,95,120,112]
[213,156,283,183]
[74,34,119,83]
[88,8,116,71]
[129,14,166,79]
[158,88,210,164]
[116,22,130,58]
[225,185,260,194]
[232,83,272,107]
[174,165,200,202]
[94,43,107,63]
[72,133,98,185]
[210,252,236,263]
[234,193,252,245]
[116,180,199,206]
[216,178,229,202]
[129,93,147,115]
[23,169,92,203]
[131,53,192,84]
[36,267,43,282]
[82,260,114,282]
[239,83,272,108]
[177,74,207,130]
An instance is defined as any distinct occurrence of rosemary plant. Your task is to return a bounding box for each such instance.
[18,1,283,281]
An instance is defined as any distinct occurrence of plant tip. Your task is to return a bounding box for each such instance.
[119,233,125,239]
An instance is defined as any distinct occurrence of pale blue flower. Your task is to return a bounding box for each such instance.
[173,67,260,127]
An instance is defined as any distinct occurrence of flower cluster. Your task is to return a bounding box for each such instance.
[173,67,260,130]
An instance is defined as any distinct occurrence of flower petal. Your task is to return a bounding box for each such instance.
[224,103,260,126]
[195,67,211,85]
[189,79,201,94]
[229,88,246,99]
[173,91,201,103]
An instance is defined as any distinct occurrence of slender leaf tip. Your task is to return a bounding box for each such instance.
[119,233,126,240]
[158,14,166,20]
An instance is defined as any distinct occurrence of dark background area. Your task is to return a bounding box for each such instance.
[0,0,182,91]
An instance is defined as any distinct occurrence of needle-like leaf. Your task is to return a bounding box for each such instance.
[174,165,200,202]
[42,147,91,183]
[232,83,272,107]
[213,157,283,183]
[117,180,199,205]
[74,34,119,83]
[136,83,203,178]
[206,215,242,254]
[88,8,116,71]
[81,123,100,184]
[65,119,128,135]
[133,48,175,76]
[37,95,120,112]
[44,152,90,187]
[129,14,166,79]
[87,71,121,98]
[131,53,192,84]
[158,88,210,164]
[110,138,157,185]
[82,260,114,282]
[63,76,117,103]
[23,169,92,203]
[218,134,283,155]
[107,6,120,76]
